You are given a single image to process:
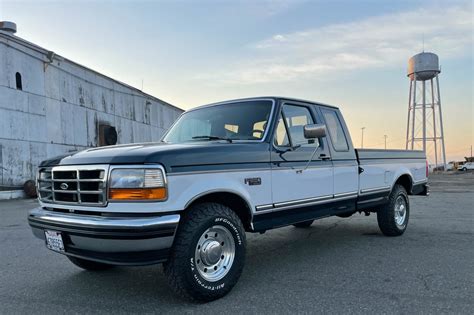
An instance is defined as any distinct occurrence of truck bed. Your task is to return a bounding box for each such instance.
[355,148,427,208]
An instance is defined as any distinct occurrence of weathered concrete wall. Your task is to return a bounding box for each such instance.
[0,32,182,186]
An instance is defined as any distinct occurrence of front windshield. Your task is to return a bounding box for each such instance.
[163,100,273,143]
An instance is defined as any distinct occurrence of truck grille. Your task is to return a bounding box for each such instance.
[37,165,109,206]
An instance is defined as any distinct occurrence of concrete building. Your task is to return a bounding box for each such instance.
[0,22,183,191]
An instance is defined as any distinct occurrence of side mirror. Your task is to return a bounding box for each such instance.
[304,124,326,139]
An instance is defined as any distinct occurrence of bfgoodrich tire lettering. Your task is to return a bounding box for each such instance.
[163,202,246,302]
[377,184,410,236]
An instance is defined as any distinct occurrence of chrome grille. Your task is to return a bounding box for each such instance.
[37,165,109,206]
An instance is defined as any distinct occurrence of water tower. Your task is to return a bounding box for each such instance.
[405,52,447,170]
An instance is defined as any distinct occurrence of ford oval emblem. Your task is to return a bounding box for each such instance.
[60,183,69,190]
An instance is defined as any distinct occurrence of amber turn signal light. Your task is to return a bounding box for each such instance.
[109,187,167,201]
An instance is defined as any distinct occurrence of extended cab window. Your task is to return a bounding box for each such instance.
[278,105,319,147]
[163,101,273,143]
[321,109,349,151]
[274,114,290,147]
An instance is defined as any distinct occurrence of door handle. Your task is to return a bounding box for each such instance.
[319,154,331,160]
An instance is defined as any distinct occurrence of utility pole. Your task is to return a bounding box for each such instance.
[384,135,388,149]
[361,127,365,148]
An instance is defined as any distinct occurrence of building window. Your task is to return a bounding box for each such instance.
[15,72,22,90]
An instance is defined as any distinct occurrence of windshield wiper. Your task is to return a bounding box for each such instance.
[192,135,233,143]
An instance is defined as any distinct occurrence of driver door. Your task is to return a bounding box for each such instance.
[271,103,333,209]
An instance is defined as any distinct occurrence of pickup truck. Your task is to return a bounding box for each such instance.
[458,162,474,171]
[28,97,429,302]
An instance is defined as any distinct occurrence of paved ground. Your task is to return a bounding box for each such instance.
[0,173,473,314]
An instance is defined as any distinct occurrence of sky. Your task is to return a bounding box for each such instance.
[0,0,472,162]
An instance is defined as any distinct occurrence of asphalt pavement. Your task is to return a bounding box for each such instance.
[0,173,473,314]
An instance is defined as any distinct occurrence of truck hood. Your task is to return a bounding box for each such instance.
[40,142,270,173]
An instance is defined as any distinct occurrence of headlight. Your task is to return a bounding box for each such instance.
[108,167,167,201]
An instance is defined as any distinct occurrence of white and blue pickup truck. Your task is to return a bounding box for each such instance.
[28,97,429,301]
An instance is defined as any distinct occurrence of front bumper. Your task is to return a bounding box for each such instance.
[28,207,180,265]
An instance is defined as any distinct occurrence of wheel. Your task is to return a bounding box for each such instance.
[67,256,114,271]
[163,202,246,302]
[293,220,314,228]
[377,184,409,236]
[462,167,467,171]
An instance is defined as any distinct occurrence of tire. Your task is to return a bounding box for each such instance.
[293,220,314,228]
[163,202,246,302]
[377,184,409,236]
[462,167,467,171]
[67,256,114,271]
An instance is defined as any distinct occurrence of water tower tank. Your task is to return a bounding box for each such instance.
[407,52,440,81]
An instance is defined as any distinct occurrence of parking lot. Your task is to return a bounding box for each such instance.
[0,172,472,314]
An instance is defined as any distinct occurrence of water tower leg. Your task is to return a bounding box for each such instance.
[422,80,426,152]
[406,80,413,150]
[411,76,417,150]
[431,78,438,169]
[436,76,447,170]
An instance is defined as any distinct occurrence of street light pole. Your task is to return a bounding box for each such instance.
[384,135,388,149]
[361,127,365,148]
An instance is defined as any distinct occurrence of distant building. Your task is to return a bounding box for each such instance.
[0,22,183,188]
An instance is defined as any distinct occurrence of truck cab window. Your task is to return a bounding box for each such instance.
[274,114,290,147]
[321,109,349,151]
[282,105,319,147]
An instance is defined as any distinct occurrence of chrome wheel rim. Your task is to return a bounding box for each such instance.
[194,225,235,282]
[394,196,407,227]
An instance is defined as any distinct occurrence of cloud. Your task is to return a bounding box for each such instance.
[201,4,472,85]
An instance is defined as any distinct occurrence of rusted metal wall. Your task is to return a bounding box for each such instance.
[0,32,183,186]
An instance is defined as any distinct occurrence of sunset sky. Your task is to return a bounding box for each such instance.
[1,0,472,161]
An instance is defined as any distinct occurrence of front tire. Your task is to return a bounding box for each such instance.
[163,202,246,302]
[67,256,114,271]
[377,184,409,236]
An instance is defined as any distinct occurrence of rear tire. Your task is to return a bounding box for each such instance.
[293,220,314,228]
[163,202,246,302]
[377,184,409,236]
[67,256,114,271]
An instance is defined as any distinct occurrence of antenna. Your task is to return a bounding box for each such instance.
[422,34,425,52]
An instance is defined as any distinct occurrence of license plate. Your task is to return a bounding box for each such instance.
[45,231,65,252]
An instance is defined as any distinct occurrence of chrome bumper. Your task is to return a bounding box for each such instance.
[28,207,180,265]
